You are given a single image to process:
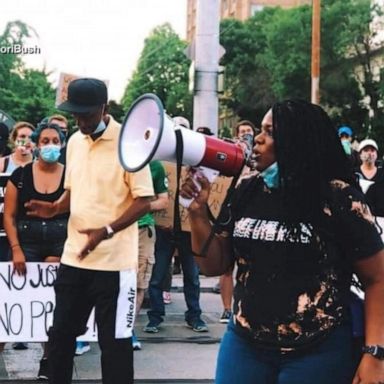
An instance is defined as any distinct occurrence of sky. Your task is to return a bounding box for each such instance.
[1,0,187,101]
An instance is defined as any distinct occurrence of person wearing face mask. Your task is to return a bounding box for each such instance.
[355,140,384,220]
[181,100,384,384]
[0,122,35,351]
[0,121,35,173]
[355,139,383,185]
[338,126,360,169]
[23,78,154,384]
[3,122,68,380]
[48,114,71,165]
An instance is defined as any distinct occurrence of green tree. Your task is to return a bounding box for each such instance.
[0,21,56,125]
[219,0,383,144]
[2,68,56,124]
[121,23,192,121]
[219,11,277,125]
[0,20,31,88]
[107,100,125,123]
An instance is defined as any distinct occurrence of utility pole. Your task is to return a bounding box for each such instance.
[311,0,321,104]
[192,0,221,135]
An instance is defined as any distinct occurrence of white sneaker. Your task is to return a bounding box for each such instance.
[132,333,142,351]
[75,341,91,356]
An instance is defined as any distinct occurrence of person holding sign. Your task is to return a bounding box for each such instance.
[181,100,384,384]
[4,122,68,379]
[25,78,154,384]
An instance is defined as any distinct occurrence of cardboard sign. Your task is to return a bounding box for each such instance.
[55,73,109,107]
[0,262,96,342]
[55,73,79,107]
[153,162,233,231]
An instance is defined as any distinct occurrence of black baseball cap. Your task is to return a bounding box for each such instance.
[58,78,108,114]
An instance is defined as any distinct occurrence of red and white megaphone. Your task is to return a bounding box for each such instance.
[118,93,250,176]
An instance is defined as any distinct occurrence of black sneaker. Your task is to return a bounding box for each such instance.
[12,342,28,350]
[186,318,208,332]
[37,358,49,380]
[219,309,232,323]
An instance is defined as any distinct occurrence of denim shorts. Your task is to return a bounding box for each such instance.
[17,218,68,261]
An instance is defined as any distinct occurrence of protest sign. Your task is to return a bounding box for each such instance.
[55,73,79,107]
[153,162,233,232]
[0,262,96,342]
[55,73,109,107]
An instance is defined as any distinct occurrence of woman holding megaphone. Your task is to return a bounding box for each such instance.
[180,100,384,384]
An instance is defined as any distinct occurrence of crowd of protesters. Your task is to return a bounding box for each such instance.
[1,79,384,384]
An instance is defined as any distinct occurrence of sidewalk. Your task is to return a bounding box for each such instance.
[0,275,225,382]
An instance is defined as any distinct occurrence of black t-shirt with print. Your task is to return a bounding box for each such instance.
[227,175,383,351]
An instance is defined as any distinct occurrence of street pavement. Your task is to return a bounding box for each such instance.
[0,275,225,383]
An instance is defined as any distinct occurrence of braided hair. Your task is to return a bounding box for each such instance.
[272,99,354,223]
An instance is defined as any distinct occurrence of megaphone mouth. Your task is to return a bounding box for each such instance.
[118,93,248,177]
[118,93,164,172]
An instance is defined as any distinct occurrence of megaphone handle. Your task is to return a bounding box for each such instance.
[197,170,241,258]
[179,172,202,208]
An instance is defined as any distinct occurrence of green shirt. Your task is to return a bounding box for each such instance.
[138,161,168,227]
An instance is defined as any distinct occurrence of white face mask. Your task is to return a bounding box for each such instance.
[15,139,32,156]
[360,151,377,164]
[92,119,106,135]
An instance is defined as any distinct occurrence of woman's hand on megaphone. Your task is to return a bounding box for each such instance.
[180,171,211,211]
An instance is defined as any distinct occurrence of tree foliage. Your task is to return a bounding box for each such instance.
[121,23,192,121]
[0,21,57,125]
[219,0,384,144]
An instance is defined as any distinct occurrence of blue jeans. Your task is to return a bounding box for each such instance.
[216,322,356,384]
[147,229,202,325]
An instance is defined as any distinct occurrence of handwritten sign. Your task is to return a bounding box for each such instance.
[153,162,233,232]
[0,262,96,342]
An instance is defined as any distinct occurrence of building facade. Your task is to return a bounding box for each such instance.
[187,0,311,42]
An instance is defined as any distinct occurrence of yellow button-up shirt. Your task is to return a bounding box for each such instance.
[61,115,154,271]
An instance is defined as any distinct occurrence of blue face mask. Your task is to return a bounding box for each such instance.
[341,139,352,155]
[92,119,106,135]
[39,144,61,163]
[260,162,279,189]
